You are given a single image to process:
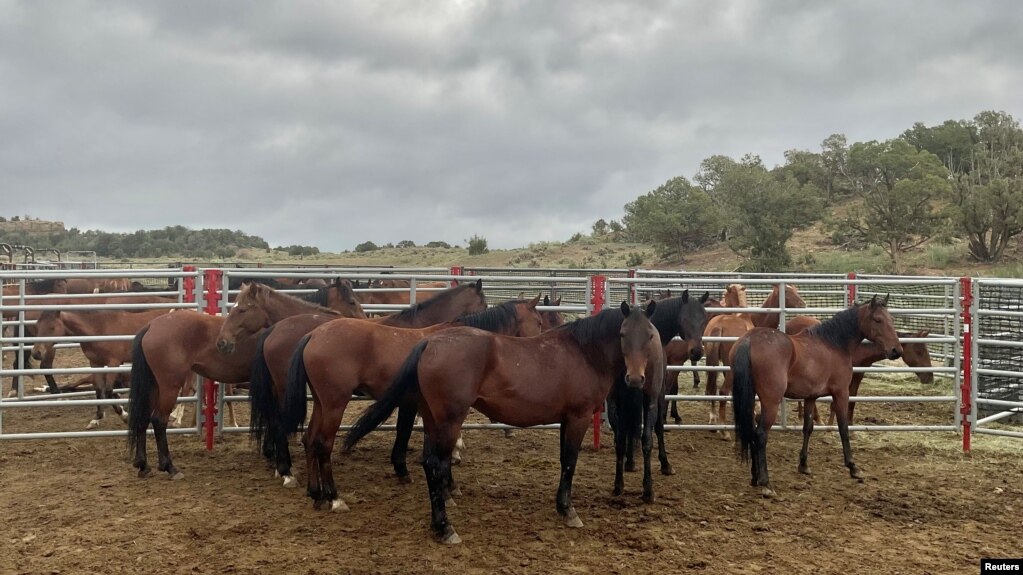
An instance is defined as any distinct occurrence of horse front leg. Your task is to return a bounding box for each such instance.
[390,397,418,483]
[612,401,626,496]
[666,369,682,424]
[832,392,863,480]
[798,398,815,475]
[656,394,674,476]
[87,376,105,430]
[641,394,656,503]
[753,399,779,498]
[422,423,462,544]
[557,416,588,528]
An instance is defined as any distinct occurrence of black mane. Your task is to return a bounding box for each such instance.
[455,300,522,333]
[649,297,683,344]
[273,287,339,315]
[299,285,331,308]
[26,278,66,293]
[559,307,625,348]
[807,304,863,349]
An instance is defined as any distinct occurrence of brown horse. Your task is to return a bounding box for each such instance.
[731,296,903,497]
[698,284,755,427]
[751,284,806,329]
[785,315,933,425]
[539,295,567,331]
[32,309,170,428]
[343,301,663,544]
[664,288,731,423]
[242,281,488,487]
[358,279,450,306]
[126,280,364,480]
[280,297,543,503]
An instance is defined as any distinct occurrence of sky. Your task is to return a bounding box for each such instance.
[1,1,1021,251]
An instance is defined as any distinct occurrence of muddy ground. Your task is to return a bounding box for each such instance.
[2,358,1022,575]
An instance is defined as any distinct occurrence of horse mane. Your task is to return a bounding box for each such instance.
[454,300,522,333]
[27,278,65,292]
[648,296,683,344]
[269,286,341,316]
[559,307,624,348]
[388,283,475,322]
[807,304,863,349]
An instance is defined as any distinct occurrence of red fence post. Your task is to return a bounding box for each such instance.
[847,271,857,304]
[590,275,607,450]
[449,265,463,287]
[202,268,223,451]
[960,276,973,454]
[182,265,196,304]
[628,269,637,305]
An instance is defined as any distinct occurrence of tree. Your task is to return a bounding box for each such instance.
[396,240,416,248]
[354,241,379,252]
[467,234,489,255]
[425,241,451,249]
[836,139,951,272]
[901,119,978,175]
[622,176,724,260]
[709,156,824,271]
[591,219,609,237]
[952,111,1023,261]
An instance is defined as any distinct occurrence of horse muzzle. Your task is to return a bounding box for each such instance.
[216,339,235,355]
[689,346,704,362]
[888,348,902,360]
[624,373,646,389]
[31,348,43,361]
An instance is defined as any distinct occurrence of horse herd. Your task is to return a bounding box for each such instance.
[1,276,932,544]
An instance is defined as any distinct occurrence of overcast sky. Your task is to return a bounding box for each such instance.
[1,1,1021,250]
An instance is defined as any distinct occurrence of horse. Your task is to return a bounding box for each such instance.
[784,315,933,425]
[609,290,710,472]
[279,297,543,503]
[750,284,806,329]
[696,284,755,427]
[32,309,170,428]
[663,289,728,423]
[61,277,135,293]
[3,279,72,395]
[358,279,450,306]
[342,301,663,544]
[731,295,903,497]
[126,280,364,480]
[238,280,488,486]
[3,290,178,396]
[539,295,566,331]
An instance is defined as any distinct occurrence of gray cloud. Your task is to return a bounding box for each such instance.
[1,0,1021,250]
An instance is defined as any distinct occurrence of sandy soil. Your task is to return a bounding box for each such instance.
[2,359,1022,575]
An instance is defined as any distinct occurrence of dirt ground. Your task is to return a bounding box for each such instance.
[2,360,1023,575]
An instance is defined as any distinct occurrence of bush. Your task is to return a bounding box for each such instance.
[625,252,644,267]
[354,241,379,253]
[396,240,416,248]
[467,234,489,256]
[425,241,452,249]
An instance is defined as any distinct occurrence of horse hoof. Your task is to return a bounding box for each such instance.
[441,527,462,545]
[120,411,130,423]
[444,497,457,508]
[564,509,584,529]
[170,471,185,481]
[137,467,152,479]
[450,486,462,497]
[282,475,298,488]
[274,470,281,478]
[612,486,623,497]
[624,462,636,473]
[397,474,413,485]
[850,468,864,480]
[330,499,349,512]
[661,465,675,476]
[86,420,100,430]
[642,493,655,504]
[761,487,776,499]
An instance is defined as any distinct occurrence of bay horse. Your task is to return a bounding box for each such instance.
[239,280,488,487]
[359,279,450,306]
[126,280,364,480]
[539,295,566,331]
[342,301,663,544]
[280,297,543,503]
[664,288,729,423]
[751,284,806,329]
[697,284,755,427]
[731,295,902,497]
[785,315,933,425]
[32,309,169,428]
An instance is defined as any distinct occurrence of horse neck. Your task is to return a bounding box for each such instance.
[649,297,682,345]
[264,292,336,322]
[380,292,476,328]
[57,311,96,336]
[851,340,886,366]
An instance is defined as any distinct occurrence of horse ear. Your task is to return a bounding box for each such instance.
[681,289,690,303]
[869,294,879,308]
[554,296,562,306]
[474,279,483,292]
[543,295,551,306]
[915,329,929,337]
[645,299,657,317]
[700,291,710,304]
[517,291,525,299]
[881,293,890,307]
[620,301,631,316]
[527,293,541,309]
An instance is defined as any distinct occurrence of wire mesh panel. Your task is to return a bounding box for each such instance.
[463,267,630,313]
[859,274,957,365]
[975,280,1023,422]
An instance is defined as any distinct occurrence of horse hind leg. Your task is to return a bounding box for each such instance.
[313,399,349,511]
[798,399,815,475]
[422,424,463,544]
[832,392,863,481]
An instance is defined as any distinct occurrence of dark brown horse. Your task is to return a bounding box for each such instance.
[785,315,933,425]
[663,289,726,422]
[241,281,488,487]
[280,297,543,504]
[343,302,663,544]
[731,296,903,497]
[751,284,806,329]
[32,309,169,428]
[698,284,754,428]
[126,280,364,480]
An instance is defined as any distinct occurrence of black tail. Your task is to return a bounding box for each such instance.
[248,326,276,451]
[127,325,155,458]
[280,334,313,435]
[343,340,428,452]
[731,338,756,462]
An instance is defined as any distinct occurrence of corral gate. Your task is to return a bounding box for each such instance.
[1,266,1019,453]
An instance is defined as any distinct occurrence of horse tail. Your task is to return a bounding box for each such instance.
[127,325,155,458]
[343,340,428,453]
[731,337,756,463]
[279,334,312,435]
[248,326,276,451]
